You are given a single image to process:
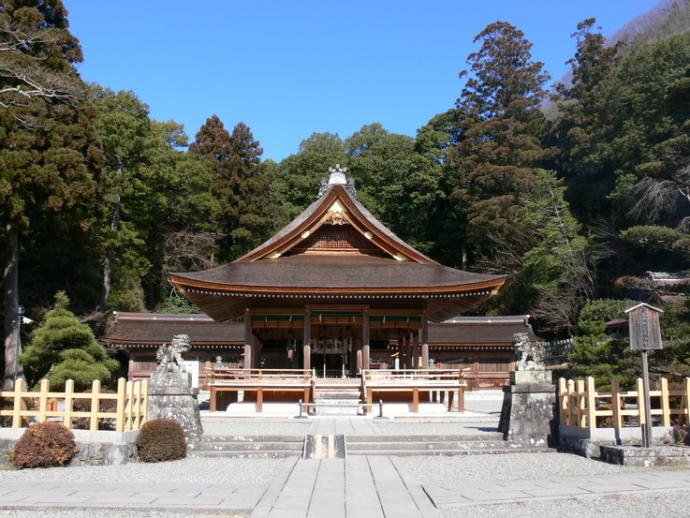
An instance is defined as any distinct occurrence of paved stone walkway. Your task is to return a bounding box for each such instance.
[250,457,440,518]
[424,469,690,509]
[308,417,380,435]
[0,480,267,514]
[1,461,689,516]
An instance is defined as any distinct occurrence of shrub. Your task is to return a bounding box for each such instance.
[136,419,186,462]
[13,422,76,469]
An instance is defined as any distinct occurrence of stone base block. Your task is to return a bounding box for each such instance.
[600,444,690,467]
[511,370,552,385]
[499,383,557,447]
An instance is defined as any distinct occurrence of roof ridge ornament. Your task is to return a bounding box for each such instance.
[318,164,358,199]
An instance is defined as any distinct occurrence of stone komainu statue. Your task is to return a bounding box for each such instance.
[156,334,190,373]
[513,332,545,371]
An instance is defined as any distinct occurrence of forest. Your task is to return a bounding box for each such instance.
[0,0,688,389]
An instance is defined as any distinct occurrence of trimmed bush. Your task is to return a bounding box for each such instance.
[136,419,187,462]
[13,422,76,469]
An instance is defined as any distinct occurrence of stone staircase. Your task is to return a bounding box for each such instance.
[346,433,554,456]
[190,435,303,459]
[190,432,554,458]
[311,381,363,416]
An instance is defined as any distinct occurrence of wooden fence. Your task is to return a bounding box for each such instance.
[0,378,148,431]
[559,376,690,430]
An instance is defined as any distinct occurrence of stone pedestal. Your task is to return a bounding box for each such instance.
[499,371,557,448]
[148,371,203,446]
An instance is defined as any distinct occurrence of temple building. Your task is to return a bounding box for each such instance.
[104,166,536,389]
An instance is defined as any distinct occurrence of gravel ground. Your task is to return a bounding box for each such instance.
[201,417,311,436]
[0,456,294,485]
[441,492,690,518]
[397,452,642,486]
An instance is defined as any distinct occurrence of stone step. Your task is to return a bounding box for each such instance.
[194,441,304,452]
[346,433,504,442]
[190,450,301,459]
[200,435,304,442]
[314,391,362,400]
[347,447,555,456]
[346,440,511,451]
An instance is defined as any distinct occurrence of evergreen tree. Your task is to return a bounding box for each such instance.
[569,298,639,387]
[452,21,550,267]
[551,19,622,223]
[190,116,272,260]
[0,0,102,388]
[20,291,117,390]
[269,132,348,224]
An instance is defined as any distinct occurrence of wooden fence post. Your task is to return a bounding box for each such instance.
[576,379,586,428]
[90,379,101,431]
[661,377,671,427]
[636,377,646,426]
[12,378,25,428]
[125,380,133,430]
[38,379,49,423]
[611,378,622,429]
[586,377,597,430]
[133,381,143,429]
[64,379,74,429]
[567,379,575,426]
[558,378,567,424]
[141,378,148,425]
[115,378,126,432]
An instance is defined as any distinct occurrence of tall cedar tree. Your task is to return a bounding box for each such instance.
[551,19,622,223]
[452,21,550,268]
[0,0,101,388]
[190,116,271,260]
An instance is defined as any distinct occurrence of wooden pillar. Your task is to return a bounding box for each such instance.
[421,318,429,370]
[402,335,408,369]
[356,350,362,372]
[303,310,311,370]
[362,312,370,370]
[244,310,252,369]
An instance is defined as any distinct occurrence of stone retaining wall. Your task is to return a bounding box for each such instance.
[0,428,140,466]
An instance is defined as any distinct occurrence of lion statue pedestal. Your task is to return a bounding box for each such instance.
[147,334,203,445]
[498,332,557,448]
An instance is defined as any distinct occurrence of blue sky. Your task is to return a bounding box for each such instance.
[66,1,660,161]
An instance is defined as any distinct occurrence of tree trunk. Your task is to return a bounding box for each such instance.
[3,224,21,389]
[98,194,121,311]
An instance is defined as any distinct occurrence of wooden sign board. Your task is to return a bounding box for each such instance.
[625,303,663,351]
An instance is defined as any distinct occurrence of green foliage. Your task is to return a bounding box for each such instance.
[569,299,639,387]
[190,115,272,260]
[621,225,690,257]
[657,297,690,378]
[136,418,186,462]
[452,21,550,266]
[13,422,75,469]
[19,292,117,389]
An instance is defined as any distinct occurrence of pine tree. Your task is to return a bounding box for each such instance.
[190,116,272,259]
[452,21,550,267]
[20,292,117,390]
[0,0,102,388]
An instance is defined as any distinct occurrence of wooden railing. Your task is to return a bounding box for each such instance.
[559,376,690,430]
[362,369,466,384]
[0,378,147,432]
[205,368,312,386]
[362,369,466,412]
